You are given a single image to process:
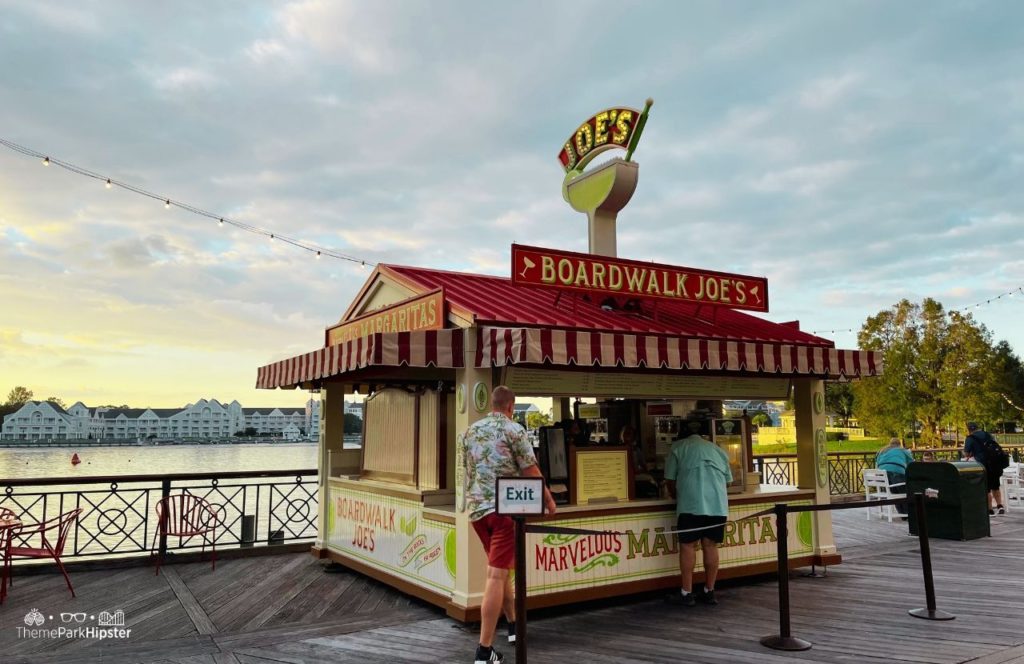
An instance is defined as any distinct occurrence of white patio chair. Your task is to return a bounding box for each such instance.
[1000,464,1022,510]
[863,468,906,523]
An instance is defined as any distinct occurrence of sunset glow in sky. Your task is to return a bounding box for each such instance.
[1,1,1022,408]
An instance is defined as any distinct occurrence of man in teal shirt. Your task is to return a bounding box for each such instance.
[665,423,732,606]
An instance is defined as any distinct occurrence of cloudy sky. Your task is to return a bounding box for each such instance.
[1,1,1022,408]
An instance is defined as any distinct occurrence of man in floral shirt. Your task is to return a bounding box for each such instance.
[461,385,555,664]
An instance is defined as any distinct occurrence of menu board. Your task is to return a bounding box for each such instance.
[504,367,790,399]
[574,449,630,504]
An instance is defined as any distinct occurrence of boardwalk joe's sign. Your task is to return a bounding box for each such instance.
[512,244,769,313]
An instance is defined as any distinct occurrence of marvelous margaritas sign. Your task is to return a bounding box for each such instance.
[527,502,813,595]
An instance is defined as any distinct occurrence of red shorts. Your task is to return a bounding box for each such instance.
[472,512,516,569]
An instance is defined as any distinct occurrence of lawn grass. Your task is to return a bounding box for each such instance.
[753,438,886,456]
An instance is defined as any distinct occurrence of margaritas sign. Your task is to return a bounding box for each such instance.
[511,244,769,313]
[326,290,444,346]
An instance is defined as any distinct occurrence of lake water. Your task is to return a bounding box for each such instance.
[0,443,320,481]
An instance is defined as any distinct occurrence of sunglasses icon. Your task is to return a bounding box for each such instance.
[61,613,87,623]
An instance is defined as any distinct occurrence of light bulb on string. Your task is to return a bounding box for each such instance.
[270,234,275,242]
[0,137,381,270]
[316,251,321,259]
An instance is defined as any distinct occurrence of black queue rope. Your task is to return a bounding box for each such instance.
[510,493,949,662]
[760,491,952,652]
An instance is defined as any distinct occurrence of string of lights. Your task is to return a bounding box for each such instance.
[1002,393,1024,414]
[811,285,1024,336]
[0,137,372,268]
[4,137,1020,323]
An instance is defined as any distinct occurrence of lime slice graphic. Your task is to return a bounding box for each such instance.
[797,511,813,548]
[444,529,457,579]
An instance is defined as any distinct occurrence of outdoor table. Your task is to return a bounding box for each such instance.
[0,517,22,603]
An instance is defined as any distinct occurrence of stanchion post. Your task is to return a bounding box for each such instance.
[908,492,954,621]
[760,503,812,651]
[515,516,528,663]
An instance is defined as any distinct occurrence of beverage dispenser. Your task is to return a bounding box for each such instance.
[713,418,747,493]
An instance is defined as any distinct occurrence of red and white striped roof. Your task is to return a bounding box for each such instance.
[256,329,465,390]
[382,264,833,347]
[257,324,880,390]
[477,326,881,378]
[258,265,883,389]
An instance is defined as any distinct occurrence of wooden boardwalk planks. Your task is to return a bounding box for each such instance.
[1,508,1023,663]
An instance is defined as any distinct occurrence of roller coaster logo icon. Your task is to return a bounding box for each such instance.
[98,610,125,627]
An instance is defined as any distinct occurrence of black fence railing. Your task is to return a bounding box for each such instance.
[0,470,317,563]
[754,446,1024,496]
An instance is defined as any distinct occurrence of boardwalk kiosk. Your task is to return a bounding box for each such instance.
[256,101,883,621]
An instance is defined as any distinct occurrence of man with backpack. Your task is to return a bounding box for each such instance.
[964,422,1009,515]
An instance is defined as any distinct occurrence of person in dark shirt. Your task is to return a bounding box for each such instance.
[964,422,1005,515]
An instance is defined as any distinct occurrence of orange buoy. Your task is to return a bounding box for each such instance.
[71,453,81,465]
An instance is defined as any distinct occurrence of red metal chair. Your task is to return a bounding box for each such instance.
[5,508,82,599]
[0,507,20,604]
[152,494,221,575]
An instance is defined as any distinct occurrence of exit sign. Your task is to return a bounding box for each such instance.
[495,477,545,516]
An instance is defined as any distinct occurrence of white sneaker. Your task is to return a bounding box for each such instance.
[474,647,504,663]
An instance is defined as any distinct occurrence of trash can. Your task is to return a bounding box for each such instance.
[906,461,989,540]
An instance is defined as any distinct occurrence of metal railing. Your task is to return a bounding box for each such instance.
[754,446,1024,496]
[0,469,317,563]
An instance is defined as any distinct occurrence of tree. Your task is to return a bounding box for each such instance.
[852,300,918,440]
[5,386,33,407]
[852,298,1010,445]
[825,382,855,427]
[526,411,552,430]
[750,412,773,429]
[343,413,363,435]
[938,310,1002,431]
[991,340,1024,430]
[46,396,67,409]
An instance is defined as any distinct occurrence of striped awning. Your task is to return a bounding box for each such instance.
[476,327,882,378]
[256,329,465,389]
